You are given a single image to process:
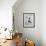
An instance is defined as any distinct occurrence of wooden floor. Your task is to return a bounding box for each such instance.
[0,39,16,46]
[0,33,23,46]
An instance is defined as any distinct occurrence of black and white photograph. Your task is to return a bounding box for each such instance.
[23,13,35,28]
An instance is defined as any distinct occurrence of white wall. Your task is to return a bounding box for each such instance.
[0,0,16,30]
[13,0,41,46]
[41,0,46,46]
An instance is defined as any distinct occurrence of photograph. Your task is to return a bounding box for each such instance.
[23,13,35,28]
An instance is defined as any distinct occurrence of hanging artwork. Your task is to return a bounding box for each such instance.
[23,13,35,28]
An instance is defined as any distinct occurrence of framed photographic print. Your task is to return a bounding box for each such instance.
[23,13,35,28]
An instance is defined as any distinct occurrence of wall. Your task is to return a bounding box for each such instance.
[41,0,46,46]
[13,0,41,46]
[0,0,16,30]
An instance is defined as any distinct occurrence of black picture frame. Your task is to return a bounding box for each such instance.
[23,13,35,28]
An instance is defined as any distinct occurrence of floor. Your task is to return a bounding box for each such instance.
[0,39,16,46]
[0,33,23,46]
